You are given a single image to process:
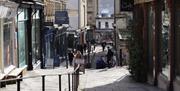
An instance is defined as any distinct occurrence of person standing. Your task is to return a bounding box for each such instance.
[106,47,113,68]
[74,51,85,73]
[68,50,74,66]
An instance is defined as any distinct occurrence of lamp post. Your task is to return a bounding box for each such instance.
[113,22,119,66]
[112,23,117,50]
[86,27,91,68]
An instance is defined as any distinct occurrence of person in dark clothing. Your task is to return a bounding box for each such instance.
[101,42,106,51]
[77,44,83,55]
[68,51,74,66]
[106,47,113,68]
[83,44,87,52]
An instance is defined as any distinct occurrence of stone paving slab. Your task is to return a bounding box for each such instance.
[78,67,164,91]
[0,66,74,91]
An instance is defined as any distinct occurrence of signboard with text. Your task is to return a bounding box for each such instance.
[55,11,69,25]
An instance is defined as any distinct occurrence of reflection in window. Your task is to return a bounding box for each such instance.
[161,1,170,77]
[3,19,13,68]
[18,8,28,67]
[32,10,40,64]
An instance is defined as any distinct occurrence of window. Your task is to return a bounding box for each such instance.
[105,22,109,28]
[98,21,101,29]
[18,8,28,67]
[32,10,40,64]
[3,18,13,68]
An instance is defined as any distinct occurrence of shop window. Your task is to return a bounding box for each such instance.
[3,18,13,68]
[32,10,40,64]
[17,8,28,67]
[161,1,170,77]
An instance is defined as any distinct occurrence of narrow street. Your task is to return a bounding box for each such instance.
[1,66,164,91]
[1,45,164,91]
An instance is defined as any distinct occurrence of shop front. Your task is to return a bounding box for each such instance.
[0,1,19,74]
[17,0,44,70]
[17,8,28,68]
[32,9,41,67]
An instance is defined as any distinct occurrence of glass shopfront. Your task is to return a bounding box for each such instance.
[17,9,28,67]
[161,0,170,77]
[32,10,40,64]
[3,18,14,68]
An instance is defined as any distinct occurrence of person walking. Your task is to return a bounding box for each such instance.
[68,50,74,66]
[106,47,113,68]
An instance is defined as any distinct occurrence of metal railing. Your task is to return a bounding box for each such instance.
[0,64,80,91]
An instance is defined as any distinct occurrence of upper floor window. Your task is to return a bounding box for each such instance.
[105,22,109,28]
[98,21,101,29]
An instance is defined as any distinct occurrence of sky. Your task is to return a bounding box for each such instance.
[66,0,114,29]
[67,0,114,14]
[99,0,114,14]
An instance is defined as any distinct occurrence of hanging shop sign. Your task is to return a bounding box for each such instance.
[55,11,69,25]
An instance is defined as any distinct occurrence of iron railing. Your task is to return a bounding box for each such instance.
[0,64,80,91]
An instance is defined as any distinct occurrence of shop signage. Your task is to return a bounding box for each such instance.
[120,0,134,11]
[55,11,69,25]
[44,22,54,26]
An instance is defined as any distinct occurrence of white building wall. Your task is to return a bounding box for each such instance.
[67,0,79,30]
[79,0,87,28]
[96,18,114,29]
[67,0,87,29]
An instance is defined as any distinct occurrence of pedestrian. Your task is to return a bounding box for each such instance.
[101,42,106,51]
[74,51,85,73]
[77,44,83,55]
[68,50,74,66]
[106,47,113,68]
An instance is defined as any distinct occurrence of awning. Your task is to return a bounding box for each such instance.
[0,1,18,18]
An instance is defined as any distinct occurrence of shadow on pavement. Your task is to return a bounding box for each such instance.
[82,75,164,91]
